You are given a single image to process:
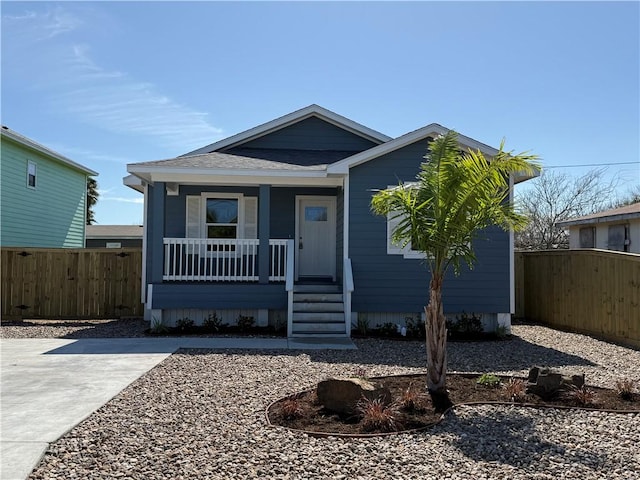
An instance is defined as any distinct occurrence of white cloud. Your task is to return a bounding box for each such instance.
[48,144,129,164]
[101,196,144,204]
[3,6,224,152]
[2,6,81,41]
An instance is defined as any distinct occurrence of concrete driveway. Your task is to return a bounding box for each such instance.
[1,336,354,480]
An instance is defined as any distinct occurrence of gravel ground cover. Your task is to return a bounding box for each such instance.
[10,322,640,479]
[0,318,148,338]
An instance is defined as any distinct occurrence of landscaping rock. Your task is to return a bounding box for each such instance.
[527,366,585,399]
[316,377,392,415]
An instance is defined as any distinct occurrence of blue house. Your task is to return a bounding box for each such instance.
[125,105,533,337]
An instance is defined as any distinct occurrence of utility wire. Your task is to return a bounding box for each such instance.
[545,161,639,168]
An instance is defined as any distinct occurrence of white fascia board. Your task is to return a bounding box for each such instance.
[1,128,98,176]
[183,104,391,156]
[123,174,146,192]
[557,212,640,228]
[149,172,344,187]
[327,124,500,174]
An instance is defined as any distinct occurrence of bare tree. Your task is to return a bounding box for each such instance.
[516,169,617,250]
[611,184,640,208]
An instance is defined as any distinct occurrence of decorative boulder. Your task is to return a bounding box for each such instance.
[316,378,392,415]
[526,366,585,399]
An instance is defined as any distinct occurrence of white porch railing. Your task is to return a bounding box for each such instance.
[343,257,354,336]
[163,238,288,282]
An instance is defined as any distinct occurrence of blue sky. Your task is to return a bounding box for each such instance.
[2,1,638,225]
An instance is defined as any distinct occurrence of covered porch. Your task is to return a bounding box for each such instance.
[141,179,354,337]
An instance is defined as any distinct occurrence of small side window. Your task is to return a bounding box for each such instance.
[27,161,37,188]
[608,224,629,252]
[579,227,595,248]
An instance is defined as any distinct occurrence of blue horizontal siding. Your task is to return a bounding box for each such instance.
[233,116,377,151]
[151,283,287,310]
[348,139,511,314]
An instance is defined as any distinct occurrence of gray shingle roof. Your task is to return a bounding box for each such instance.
[86,225,143,238]
[557,202,640,226]
[128,150,342,171]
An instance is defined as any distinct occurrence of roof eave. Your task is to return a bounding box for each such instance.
[1,128,98,176]
[557,212,640,227]
[327,124,501,174]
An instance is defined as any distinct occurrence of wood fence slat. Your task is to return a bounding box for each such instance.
[516,249,640,349]
[1,248,143,319]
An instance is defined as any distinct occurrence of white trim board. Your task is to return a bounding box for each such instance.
[328,123,500,175]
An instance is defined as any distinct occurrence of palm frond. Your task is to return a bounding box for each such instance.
[371,131,540,277]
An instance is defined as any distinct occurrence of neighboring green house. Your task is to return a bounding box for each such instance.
[1,126,98,248]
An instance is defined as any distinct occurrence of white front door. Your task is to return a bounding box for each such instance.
[296,196,336,279]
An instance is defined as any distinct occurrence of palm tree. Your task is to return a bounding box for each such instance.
[371,131,539,407]
[87,177,99,225]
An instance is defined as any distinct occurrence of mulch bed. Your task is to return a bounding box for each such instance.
[267,373,640,437]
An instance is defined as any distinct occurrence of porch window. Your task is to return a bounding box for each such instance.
[185,193,257,240]
[206,198,238,239]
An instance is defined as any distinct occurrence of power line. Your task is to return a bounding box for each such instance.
[545,161,639,169]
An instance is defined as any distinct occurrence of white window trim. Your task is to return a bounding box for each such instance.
[386,210,429,260]
[201,192,245,240]
[27,160,37,189]
[385,183,428,260]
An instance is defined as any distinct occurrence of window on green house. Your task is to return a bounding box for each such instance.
[27,161,37,188]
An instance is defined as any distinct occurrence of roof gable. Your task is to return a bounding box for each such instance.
[1,126,98,176]
[183,104,391,156]
[327,123,536,184]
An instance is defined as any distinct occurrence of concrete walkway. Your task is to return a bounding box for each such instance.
[0,336,355,480]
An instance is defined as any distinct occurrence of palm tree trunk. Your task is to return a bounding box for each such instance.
[425,273,451,410]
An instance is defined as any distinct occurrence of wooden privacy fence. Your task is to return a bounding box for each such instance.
[515,249,640,348]
[1,247,143,319]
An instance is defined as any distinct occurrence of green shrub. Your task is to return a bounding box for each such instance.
[237,315,255,332]
[203,312,226,332]
[175,317,194,332]
[476,373,501,388]
[378,322,397,337]
[150,316,168,334]
[449,312,483,334]
[405,316,425,338]
[357,315,370,335]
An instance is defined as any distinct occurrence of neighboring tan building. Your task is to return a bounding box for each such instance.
[85,225,143,248]
[1,126,98,248]
[557,202,640,253]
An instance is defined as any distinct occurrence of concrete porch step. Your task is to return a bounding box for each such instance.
[292,312,345,322]
[293,284,341,293]
[293,302,344,313]
[293,292,343,302]
[291,321,346,334]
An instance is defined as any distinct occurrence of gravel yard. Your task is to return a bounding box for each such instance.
[6,321,639,479]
